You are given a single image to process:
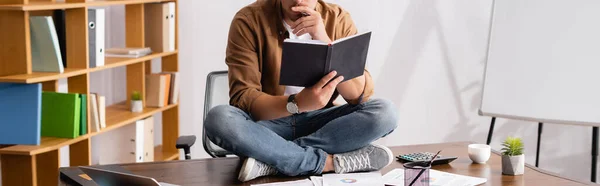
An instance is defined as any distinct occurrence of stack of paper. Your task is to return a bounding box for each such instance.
[105,47,152,58]
[252,173,383,186]
[251,179,314,186]
[323,172,384,186]
[381,169,487,186]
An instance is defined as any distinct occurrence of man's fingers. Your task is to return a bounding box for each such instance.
[290,17,306,28]
[291,16,316,29]
[324,76,344,92]
[291,6,316,15]
[295,27,313,37]
[315,71,337,88]
[293,20,317,33]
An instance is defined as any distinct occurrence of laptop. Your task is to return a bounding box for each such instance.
[80,166,179,186]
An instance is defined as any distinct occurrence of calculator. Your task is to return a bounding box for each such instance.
[396,152,458,166]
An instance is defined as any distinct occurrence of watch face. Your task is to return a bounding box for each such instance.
[286,102,298,114]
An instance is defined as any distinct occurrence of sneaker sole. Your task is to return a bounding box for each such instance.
[371,144,394,166]
[238,158,256,182]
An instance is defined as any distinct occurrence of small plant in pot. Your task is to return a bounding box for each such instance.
[501,136,525,175]
[131,91,143,113]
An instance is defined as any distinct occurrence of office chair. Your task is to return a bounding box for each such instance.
[175,71,231,159]
[202,70,233,158]
[176,135,196,160]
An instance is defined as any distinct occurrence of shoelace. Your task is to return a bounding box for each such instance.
[257,162,277,176]
[339,153,371,173]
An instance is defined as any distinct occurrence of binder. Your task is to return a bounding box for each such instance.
[88,8,105,68]
[167,2,175,51]
[30,16,64,73]
[133,117,155,162]
[80,94,87,135]
[0,83,42,145]
[98,95,106,129]
[134,120,144,162]
[97,117,153,164]
[146,73,171,107]
[163,74,171,106]
[89,93,100,133]
[142,116,154,162]
[145,2,175,52]
[41,92,81,139]
[163,72,180,104]
[53,10,67,68]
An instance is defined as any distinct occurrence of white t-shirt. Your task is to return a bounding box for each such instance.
[283,21,311,96]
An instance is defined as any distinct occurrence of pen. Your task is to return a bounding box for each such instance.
[409,150,441,186]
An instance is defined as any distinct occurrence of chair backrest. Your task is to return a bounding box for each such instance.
[202,70,232,157]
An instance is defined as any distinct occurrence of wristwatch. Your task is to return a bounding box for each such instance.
[286,94,300,114]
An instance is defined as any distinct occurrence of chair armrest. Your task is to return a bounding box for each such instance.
[176,135,196,149]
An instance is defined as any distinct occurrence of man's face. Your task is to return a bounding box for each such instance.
[281,0,318,21]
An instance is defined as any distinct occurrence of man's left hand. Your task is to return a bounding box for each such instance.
[290,5,331,43]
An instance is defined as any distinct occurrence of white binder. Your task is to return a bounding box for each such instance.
[88,8,105,68]
[168,2,175,51]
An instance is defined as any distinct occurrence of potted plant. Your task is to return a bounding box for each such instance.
[501,136,525,175]
[131,91,143,113]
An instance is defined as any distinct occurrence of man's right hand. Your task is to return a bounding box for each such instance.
[296,71,344,113]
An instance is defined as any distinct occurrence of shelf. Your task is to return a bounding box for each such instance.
[89,51,178,73]
[0,68,87,84]
[0,0,175,11]
[0,103,178,156]
[102,102,178,135]
[0,50,177,84]
[154,145,178,161]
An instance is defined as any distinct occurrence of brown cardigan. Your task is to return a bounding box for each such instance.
[225,0,374,114]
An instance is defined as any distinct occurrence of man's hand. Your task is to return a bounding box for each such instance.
[296,71,344,112]
[290,5,331,43]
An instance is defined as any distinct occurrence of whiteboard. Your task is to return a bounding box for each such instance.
[480,0,600,126]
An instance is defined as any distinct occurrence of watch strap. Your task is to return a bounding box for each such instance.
[288,94,296,103]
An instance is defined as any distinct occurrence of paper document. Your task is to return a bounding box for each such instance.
[251,179,314,186]
[158,182,180,186]
[323,172,384,186]
[310,176,323,186]
[382,169,487,186]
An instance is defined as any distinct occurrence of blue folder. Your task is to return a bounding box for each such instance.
[0,83,42,145]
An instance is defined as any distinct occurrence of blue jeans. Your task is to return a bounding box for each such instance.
[204,98,398,176]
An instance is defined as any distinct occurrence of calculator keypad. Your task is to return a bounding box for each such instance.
[399,152,441,161]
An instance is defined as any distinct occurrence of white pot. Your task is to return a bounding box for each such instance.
[502,154,525,175]
[131,100,143,113]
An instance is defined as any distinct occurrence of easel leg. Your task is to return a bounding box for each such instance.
[486,117,496,145]
[536,122,543,167]
[592,127,598,182]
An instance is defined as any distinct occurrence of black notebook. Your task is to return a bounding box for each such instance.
[280,31,372,87]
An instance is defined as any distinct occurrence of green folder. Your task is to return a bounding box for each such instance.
[41,92,80,138]
[80,94,87,135]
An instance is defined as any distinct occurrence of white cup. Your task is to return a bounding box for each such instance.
[468,144,491,164]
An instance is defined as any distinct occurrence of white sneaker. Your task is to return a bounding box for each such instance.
[238,157,278,182]
[333,144,394,173]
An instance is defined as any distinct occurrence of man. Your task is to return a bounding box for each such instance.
[205,0,398,182]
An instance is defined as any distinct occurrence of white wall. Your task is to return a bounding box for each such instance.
[176,0,598,183]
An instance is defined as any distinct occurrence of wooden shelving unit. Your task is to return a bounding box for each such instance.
[0,0,180,185]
